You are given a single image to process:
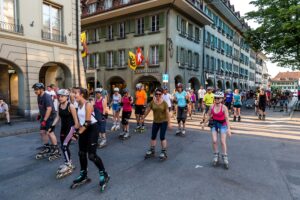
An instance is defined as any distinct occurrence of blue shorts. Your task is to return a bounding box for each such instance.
[211,121,228,134]
[112,103,121,112]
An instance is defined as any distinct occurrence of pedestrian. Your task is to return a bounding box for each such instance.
[32,83,60,160]
[119,88,133,140]
[110,87,122,131]
[144,88,171,160]
[258,88,267,120]
[190,89,196,116]
[197,86,206,112]
[201,87,214,124]
[71,87,110,191]
[224,89,233,115]
[94,88,108,148]
[0,97,11,125]
[134,83,147,133]
[162,86,172,113]
[205,91,231,169]
[233,89,242,122]
[174,83,189,136]
[50,89,80,178]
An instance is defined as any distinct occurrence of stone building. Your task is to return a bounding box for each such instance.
[0,0,86,118]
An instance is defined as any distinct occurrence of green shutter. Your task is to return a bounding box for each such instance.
[159,45,164,62]
[103,52,107,66]
[113,51,118,65]
[125,49,129,66]
[176,46,179,63]
[185,50,188,64]
[100,26,106,39]
[114,24,119,37]
[177,16,181,31]
[130,19,135,33]
[159,12,165,28]
[100,52,104,66]
[125,21,130,34]
[144,16,149,31]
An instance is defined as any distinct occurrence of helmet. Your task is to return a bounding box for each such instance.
[95,88,103,93]
[123,88,129,93]
[162,86,168,90]
[57,89,70,96]
[101,90,108,96]
[214,91,224,98]
[207,86,213,90]
[32,83,45,90]
[114,87,120,92]
[176,83,183,88]
[136,83,142,90]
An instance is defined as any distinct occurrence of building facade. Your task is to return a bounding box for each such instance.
[0,0,86,118]
[81,0,212,97]
[271,72,300,93]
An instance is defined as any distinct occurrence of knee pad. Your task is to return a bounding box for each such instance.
[62,145,68,152]
[88,153,100,162]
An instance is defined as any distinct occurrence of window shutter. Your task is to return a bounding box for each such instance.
[159,45,164,62]
[125,49,129,66]
[126,21,130,34]
[176,46,180,63]
[100,26,106,39]
[185,50,188,65]
[113,51,118,66]
[159,12,165,28]
[130,19,135,33]
[177,16,181,31]
[114,24,119,37]
[144,16,149,30]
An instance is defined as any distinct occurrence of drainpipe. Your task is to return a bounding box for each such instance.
[202,26,206,87]
[76,0,81,87]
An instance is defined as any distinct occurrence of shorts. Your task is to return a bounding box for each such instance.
[259,105,266,112]
[198,98,203,105]
[122,111,132,125]
[0,104,8,113]
[135,105,145,115]
[40,117,55,132]
[211,121,228,134]
[225,102,231,110]
[205,105,212,113]
[177,106,187,122]
[97,113,107,133]
[151,122,168,141]
[112,103,121,112]
[233,104,241,108]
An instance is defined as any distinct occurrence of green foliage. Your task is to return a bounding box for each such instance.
[245,0,300,69]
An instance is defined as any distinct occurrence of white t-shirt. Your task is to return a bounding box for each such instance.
[162,93,172,108]
[198,89,206,99]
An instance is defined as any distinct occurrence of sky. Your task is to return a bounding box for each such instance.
[229,0,291,78]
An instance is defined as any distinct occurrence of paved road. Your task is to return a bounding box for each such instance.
[0,110,300,200]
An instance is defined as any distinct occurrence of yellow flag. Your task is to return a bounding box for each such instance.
[81,32,88,58]
[128,51,137,70]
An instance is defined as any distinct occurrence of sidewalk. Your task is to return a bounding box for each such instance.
[0,121,39,137]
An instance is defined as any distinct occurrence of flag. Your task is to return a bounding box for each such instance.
[128,51,137,70]
[81,32,88,58]
[136,47,144,66]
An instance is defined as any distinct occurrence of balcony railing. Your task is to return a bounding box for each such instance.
[41,30,67,44]
[0,21,23,34]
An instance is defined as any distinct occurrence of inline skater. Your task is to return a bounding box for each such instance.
[233,89,242,122]
[50,89,80,178]
[144,88,171,160]
[201,87,214,125]
[174,83,189,136]
[162,86,172,113]
[33,83,60,160]
[197,86,206,112]
[94,88,108,148]
[71,87,110,191]
[224,89,233,116]
[205,91,231,169]
[120,88,133,140]
[134,83,147,133]
[111,87,122,131]
[190,89,196,116]
[258,88,267,120]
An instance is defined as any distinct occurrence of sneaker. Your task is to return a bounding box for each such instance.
[98,138,107,148]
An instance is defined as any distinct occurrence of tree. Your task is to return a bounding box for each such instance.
[245,0,300,69]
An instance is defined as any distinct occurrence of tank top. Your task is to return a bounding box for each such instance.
[77,102,97,126]
[259,94,267,105]
[113,94,121,105]
[122,96,132,112]
[212,104,226,125]
[59,102,75,134]
[95,98,104,113]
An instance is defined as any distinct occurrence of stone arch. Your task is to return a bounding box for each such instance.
[135,75,161,102]
[206,78,214,87]
[188,77,200,90]
[174,75,183,86]
[217,80,223,90]
[233,82,238,89]
[226,81,231,89]
[107,76,126,95]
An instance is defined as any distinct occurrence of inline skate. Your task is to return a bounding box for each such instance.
[144,147,155,159]
[70,170,91,189]
[56,162,74,179]
[212,152,219,167]
[48,145,61,161]
[222,154,229,169]
[120,131,130,140]
[99,171,110,192]
[35,144,51,160]
[98,138,107,149]
[159,149,167,161]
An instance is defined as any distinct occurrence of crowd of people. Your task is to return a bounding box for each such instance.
[30,81,276,191]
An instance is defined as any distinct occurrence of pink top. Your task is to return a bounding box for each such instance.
[212,104,227,125]
[122,96,132,112]
[95,98,104,113]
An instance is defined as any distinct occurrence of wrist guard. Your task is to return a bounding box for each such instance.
[73,131,80,139]
[83,120,91,128]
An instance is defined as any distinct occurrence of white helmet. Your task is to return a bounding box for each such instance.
[214,91,224,98]
[57,89,69,96]
[95,88,103,93]
[136,83,142,90]
[113,87,120,92]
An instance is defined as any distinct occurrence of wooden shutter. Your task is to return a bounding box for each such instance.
[176,46,180,63]
[159,12,165,28]
[130,19,135,33]
[113,51,118,66]
[144,16,149,31]
[159,45,164,62]
[177,16,181,31]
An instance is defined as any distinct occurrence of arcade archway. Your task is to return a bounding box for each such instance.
[188,77,200,90]
[206,79,214,87]
[226,81,231,89]
[136,75,161,103]
[107,76,126,95]
[217,80,223,90]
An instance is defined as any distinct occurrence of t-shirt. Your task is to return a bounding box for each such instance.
[175,91,187,107]
[225,93,233,103]
[162,93,172,108]
[38,93,56,118]
[198,89,206,99]
[233,94,242,106]
[112,94,121,105]
[204,93,214,106]
[135,90,147,105]
[0,102,8,113]
[122,96,132,112]
[149,101,168,123]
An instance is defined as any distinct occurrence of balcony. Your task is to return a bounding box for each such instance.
[41,30,67,44]
[0,21,23,34]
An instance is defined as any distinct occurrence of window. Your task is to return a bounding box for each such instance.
[119,50,125,67]
[188,23,193,39]
[0,0,15,24]
[104,0,112,10]
[150,45,159,65]
[107,51,113,68]
[217,59,221,71]
[181,19,186,35]
[188,51,192,67]
[43,2,62,36]
[195,27,200,42]
[151,15,159,32]
[137,18,144,35]
[180,48,185,65]
[107,25,113,40]
[194,53,199,69]
[88,3,96,14]
[211,56,215,70]
[206,31,211,44]
[206,54,210,69]
[87,29,96,42]
[121,0,129,4]
[88,53,96,68]
[119,22,125,38]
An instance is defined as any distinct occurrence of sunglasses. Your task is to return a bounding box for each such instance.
[155,93,162,96]
[215,97,221,100]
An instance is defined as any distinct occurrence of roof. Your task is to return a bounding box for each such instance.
[272,72,300,81]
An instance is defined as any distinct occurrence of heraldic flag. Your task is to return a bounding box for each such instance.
[128,51,137,70]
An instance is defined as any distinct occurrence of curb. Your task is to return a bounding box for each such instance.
[0,126,39,138]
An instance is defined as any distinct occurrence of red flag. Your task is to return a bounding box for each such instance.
[136,47,144,66]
